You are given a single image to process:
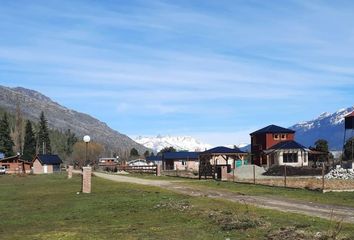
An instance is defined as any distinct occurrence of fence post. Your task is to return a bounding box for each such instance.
[284,165,287,188]
[67,165,73,179]
[253,165,256,184]
[82,167,92,194]
[322,162,325,191]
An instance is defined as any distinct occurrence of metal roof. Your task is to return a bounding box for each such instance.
[37,154,62,165]
[250,124,295,135]
[163,152,199,160]
[345,111,354,118]
[0,155,32,163]
[146,156,163,161]
[268,140,306,150]
[201,146,246,155]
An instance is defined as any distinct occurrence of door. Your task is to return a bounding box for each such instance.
[43,165,48,173]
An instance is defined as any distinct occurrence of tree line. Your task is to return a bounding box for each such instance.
[0,109,78,161]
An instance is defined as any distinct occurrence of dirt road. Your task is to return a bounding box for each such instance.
[94,172,354,223]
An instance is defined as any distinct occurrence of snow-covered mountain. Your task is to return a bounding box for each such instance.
[135,135,212,153]
[291,106,354,150]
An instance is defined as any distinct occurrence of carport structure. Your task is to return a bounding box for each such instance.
[198,146,247,179]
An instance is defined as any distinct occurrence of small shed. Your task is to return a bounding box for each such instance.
[32,154,62,174]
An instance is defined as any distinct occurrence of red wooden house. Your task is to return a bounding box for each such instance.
[250,125,295,166]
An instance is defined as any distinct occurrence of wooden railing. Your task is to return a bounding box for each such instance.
[117,165,157,174]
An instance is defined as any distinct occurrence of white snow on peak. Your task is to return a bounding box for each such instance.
[293,106,354,130]
[318,112,331,119]
[330,108,353,125]
[134,135,212,153]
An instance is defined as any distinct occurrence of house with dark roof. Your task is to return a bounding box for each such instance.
[263,140,309,167]
[199,146,248,179]
[32,154,62,174]
[250,125,308,167]
[162,152,199,171]
[155,146,249,173]
[0,155,32,174]
[146,156,163,165]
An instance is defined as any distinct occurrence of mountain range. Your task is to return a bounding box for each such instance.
[290,106,354,150]
[0,85,147,155]
[0,85,352,154]
[135,135,212,153]
[137,107,354,152]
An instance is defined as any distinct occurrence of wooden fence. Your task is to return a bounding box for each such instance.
[117,165,157,174]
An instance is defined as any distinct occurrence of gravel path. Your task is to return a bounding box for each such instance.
[94,172,354,223]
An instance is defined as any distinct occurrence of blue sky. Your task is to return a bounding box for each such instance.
[1,0,354,145]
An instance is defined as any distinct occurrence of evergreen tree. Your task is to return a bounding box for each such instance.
[130,148,139,157]
[14,99,23,154]
[0,113,15,157]
[64,129,77,157]
[158,146,176,156]
[314,139,329,162]
[37,111,51,154]
[143,150,150,158]
[22,120,36,160]
[344,137,354,161]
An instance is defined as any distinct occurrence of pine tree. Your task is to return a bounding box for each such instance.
[64,129,77,156]
[0,113,15,157]
[14,99,24,154]
[344,137,354,161]
[143,150,150,158]
[22,120,36,161]
[314,139,329,162]
[37,111,51,154]
[130,148,139,157]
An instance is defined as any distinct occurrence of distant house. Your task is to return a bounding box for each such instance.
[146,156,162,165]
[97,157,118,171]
[250,125,308,167]
[162,152,199,171]
[127,159,152,166]
[0,155,32,174]
[99,157,118,164]
[32,154,62,174]
[198,146,247,179]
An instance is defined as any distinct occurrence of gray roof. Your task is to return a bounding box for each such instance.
[37,154,62,165]
[250,125,295,135]
[269,140,306,150]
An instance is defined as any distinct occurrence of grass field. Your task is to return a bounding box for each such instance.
[1,174,354,239]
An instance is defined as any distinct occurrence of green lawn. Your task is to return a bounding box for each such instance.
[0,174,353,239]
[184,180,354,208]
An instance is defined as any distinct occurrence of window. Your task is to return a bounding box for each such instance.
[283,153,298,163]
[181,160,186,166]
[281,134,287,140]
[273,134,279,140]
